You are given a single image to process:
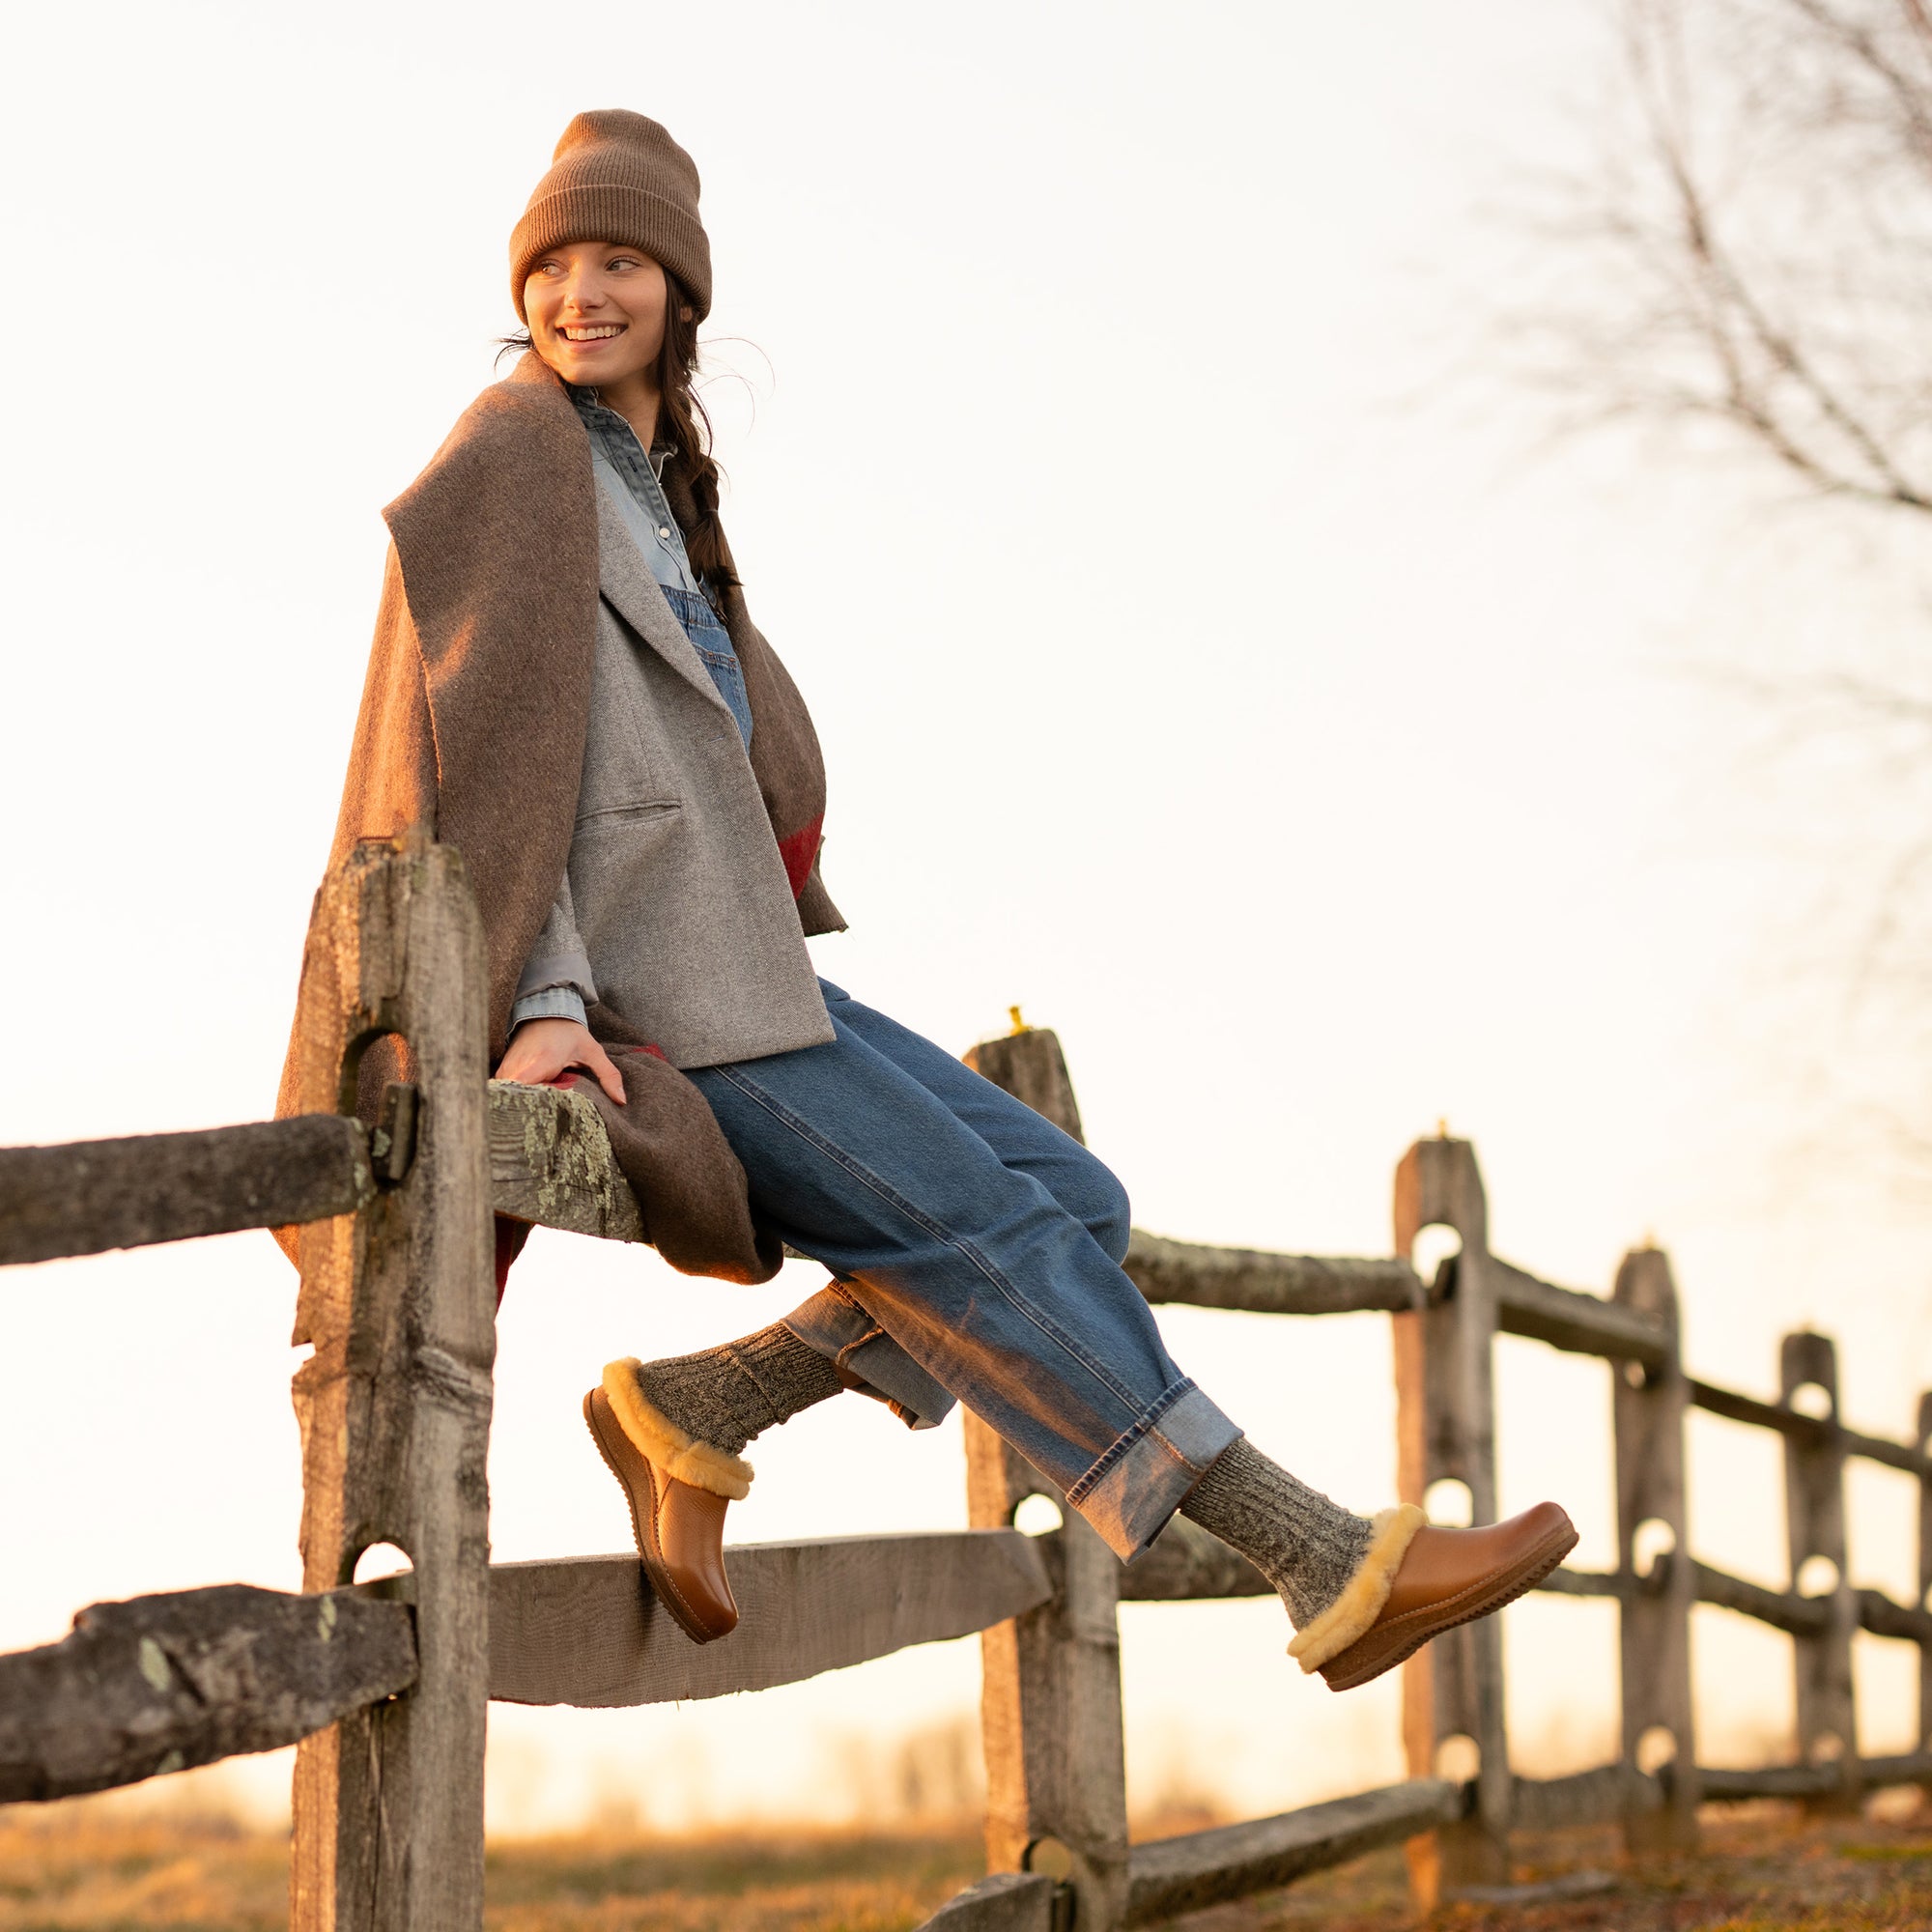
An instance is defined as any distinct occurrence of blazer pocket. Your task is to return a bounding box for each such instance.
[575,799,684,828]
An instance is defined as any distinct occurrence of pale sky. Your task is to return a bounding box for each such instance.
[2,1,1926,1833]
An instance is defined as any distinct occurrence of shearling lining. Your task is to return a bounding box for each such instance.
[1286,1503,1427,1673]
[602,1357,754,1500]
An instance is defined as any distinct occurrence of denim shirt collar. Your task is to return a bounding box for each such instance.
[567,384,674,483]
[567,384,757,753]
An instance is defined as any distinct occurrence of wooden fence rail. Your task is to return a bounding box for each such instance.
[3,832,1929,1930]
[0,1584,415,1804]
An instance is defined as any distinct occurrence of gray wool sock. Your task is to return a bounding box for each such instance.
[1180,1438,1378,1631]
[638,1321,845,1456]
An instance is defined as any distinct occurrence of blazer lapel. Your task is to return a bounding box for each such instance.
[593,483,732,711]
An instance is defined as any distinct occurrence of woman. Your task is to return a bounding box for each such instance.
[292,108,1575,1687]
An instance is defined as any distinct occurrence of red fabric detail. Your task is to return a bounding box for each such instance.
[621,1042,668,1062]
[776,815,824,899]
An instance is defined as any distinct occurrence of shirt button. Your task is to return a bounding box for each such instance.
[657,526,671,539]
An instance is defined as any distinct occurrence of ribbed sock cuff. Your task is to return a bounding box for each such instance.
[1180,1437,1414,1653]
[634,1321,845,1457]
[724,1321,845,1433]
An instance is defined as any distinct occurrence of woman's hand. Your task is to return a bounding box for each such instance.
[496,1018,628,1106]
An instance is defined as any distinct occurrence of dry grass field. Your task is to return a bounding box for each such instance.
[1,1796,1929,1930]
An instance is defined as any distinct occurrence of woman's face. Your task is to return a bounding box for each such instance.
[525,241,671,390]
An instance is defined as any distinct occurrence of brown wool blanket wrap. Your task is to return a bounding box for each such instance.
[276,353,842,1283]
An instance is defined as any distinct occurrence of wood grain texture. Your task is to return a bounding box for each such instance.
[1860,1750,1932,1787]
[1391,1137,1510,1895]
[1691,1560,1831,1636]
[963,1027,1130,1932]
[1534,1566,1629,1600]
[1688,1378,1931,1479]
[0,1116,371,1267]
[1120,1514,1271,1602]
[1689,1755,1932,1799]
[1492,1257,1669,1369]
[1536,1554,1932,1647]
[1779,1331,1861,1811]
[1261,1753,1932,1839]
[1611,1248,1699,1849]
[1123,1231,1421,1316]
[487,1080,643,1243]
[476,1532,1051,1707]
[0,1584,414,1803]
[1122,1781,1463,1927]
[1461,1756,1932,1823]
[1694,1763,1848,1801]
[285,835,497,1932]
[1509,1764,1661,1833]
[961,1031,1085,1143]
[912,1872,1062,1931]
[1857,1586,1932,1647]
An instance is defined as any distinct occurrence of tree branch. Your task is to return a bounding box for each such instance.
[1620,0,1932,511]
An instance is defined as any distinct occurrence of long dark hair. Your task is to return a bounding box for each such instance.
[501,270,740,600]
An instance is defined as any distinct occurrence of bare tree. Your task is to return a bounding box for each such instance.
[1523,0,1932,512]
[1511,0,1932,1179]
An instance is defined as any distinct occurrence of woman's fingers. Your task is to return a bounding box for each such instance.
[497,1021,573,1086]
[582,1039,629,1107]
[497,1017,621,1100]
[495,1018,630,1106]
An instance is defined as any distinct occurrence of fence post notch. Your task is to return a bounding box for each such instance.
[285,833,496,1931]
[1391,1134,1509,1901]
[1780,1330,1861,1813]
[963,1027,1127,1932]
[1611,1247,1698,1851]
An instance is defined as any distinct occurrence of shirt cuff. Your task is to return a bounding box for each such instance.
[514,948,598,1006]
[509,983,588,1031]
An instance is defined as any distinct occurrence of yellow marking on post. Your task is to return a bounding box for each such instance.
[1009,1005,1029,1036]
[319,1595,338,1641]
[138,1636,171,1693]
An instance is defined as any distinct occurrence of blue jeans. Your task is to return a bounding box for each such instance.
[687,981,1240,1559]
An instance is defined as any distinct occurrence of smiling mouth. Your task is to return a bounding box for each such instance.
[560,324,624,343]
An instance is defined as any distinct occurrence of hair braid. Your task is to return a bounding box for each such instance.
[656,281,739,602]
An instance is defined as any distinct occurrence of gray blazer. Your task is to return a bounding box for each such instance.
[518,486,834,1070]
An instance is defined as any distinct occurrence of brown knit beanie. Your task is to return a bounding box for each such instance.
[509,110,712,323]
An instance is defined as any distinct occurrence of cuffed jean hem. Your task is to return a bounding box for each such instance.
[782,1283,956,1431]
[1066,1382,1243,1560]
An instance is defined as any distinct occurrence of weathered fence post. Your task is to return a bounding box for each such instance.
[284,834,496,1931]
[1391,1135,1509,1901]
[1780,1331,1860,1812]
[1919,1392,1932,1758]
[963,1026,1128,1932]
[1611,1247,1698,1850]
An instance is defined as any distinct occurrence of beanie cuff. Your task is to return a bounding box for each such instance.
[510,184,711,323]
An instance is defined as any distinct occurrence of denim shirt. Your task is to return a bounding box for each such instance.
[506,389,755,1035]
[572,389,754,748]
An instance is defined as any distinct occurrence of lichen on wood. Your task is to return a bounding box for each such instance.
[0,1583,414,1803]
[488,1081,644,1243]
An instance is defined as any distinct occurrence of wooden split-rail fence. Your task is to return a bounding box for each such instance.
[3,833,1930,1930]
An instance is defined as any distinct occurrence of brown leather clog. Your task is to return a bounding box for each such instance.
[1318,1501,1577,1691]
[583,1384,740,1643]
